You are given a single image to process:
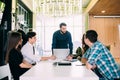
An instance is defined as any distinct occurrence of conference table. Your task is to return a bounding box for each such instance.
[20,59,99,80]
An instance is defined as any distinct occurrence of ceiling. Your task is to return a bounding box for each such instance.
[33,0,120,16]
[89,0,120,16]
[82,0,91,8]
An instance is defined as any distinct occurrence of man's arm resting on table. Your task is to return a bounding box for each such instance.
[86,62,96,70]
[41,56,56,61]
[81,58,87,64]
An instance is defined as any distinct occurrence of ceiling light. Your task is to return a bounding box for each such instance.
[101,10,106,13]
[94,16,120,18]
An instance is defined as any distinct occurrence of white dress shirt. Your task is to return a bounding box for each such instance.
[21,42,41,64]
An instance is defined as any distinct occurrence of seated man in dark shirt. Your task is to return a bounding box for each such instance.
[52,23,73,60]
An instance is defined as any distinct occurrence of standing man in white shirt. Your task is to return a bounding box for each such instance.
[21,32,55,65]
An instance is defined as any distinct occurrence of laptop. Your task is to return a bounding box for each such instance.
[53,49,70,60]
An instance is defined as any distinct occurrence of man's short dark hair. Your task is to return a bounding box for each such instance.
[27,32,36,40]
[85,30,98,43]
[59,23,67,28]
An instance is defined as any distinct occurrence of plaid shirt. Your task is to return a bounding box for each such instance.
[83,41,120,79]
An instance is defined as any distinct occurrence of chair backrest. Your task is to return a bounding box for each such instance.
[76,47,82,57]
[105,45,110,50]
[0,64,12,80]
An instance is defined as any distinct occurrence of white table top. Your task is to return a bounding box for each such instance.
[20,60,99,80]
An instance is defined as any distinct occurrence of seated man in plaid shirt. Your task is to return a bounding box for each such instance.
[82,30,120,80]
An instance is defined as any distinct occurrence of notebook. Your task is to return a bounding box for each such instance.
[53,49,69,60]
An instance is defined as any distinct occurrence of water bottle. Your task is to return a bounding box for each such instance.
[36,44,43,56]
[40,49,43,56]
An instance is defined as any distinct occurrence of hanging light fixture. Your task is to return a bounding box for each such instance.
[33,0,82,17]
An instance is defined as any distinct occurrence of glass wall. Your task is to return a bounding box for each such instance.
[16,1,32,33]
[33,0,83,56]
[35,14,82,54]
[0,1,5,24]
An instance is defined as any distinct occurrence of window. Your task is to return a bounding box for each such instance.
[35,0,82,54]
[36,15,82,53]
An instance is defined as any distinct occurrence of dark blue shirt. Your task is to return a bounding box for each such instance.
[52,30,73,54]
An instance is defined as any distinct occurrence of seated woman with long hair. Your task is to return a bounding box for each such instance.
[5,31,32,80]
[81,34,89,63]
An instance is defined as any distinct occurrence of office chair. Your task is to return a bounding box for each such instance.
[0,64,12,80]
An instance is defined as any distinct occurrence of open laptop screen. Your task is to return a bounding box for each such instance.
[53,49,69,60]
